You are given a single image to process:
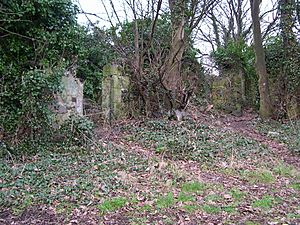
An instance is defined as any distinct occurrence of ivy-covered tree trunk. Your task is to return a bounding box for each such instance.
[162,0,187,119]
[250,0,273,119]
[279,0,300,118]
[163,19,185,107]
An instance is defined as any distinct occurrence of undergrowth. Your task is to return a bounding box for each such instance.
[123,119,267,162]
[256,120,300,154]
[0,146,147,213]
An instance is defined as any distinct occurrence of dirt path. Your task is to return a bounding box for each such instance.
[2,113,299,225]
[92,114,300,224]
[192,110,300,169]
[95,110,300,169]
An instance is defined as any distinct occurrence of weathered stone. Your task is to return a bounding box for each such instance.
[102,64,129,121]
[56,104,67,114]
[54,71,84,124]
[211,70,243,115]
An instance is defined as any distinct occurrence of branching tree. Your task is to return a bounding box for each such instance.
[161,0,215,116]
[94,0,214,119]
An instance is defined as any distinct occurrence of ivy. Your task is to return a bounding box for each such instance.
[0,0,88,155]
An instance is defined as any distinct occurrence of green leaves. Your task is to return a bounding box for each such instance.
[123,120,265,162]
[212,40,255,73]
[252,195,275,210]
[98,197,128,214]
[0,0,87,154]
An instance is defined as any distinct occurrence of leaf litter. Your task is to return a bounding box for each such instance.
[1,110,300,224]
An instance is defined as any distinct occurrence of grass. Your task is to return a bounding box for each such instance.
[177,192,195,202]
[252,196,274,209]
[204,194,222,202]
[183,205,199,213]
[222,205,236,213]
[98,197,127,214]
[202,204,221,214]
[287,213,300,219]
[181,181,207,193]
[273,163,298,177]
[156,192,175,209]
[1,118,299,224]
[242,169,275,184]
[230,189,246,201]
[290,182,300,190]
[138,204,152,212]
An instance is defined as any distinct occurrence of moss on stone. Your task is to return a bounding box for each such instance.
[102,64,129,120]
[211,70,243,114]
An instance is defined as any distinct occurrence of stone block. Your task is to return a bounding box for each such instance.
[102,64,129,121]
[53,71,84,124]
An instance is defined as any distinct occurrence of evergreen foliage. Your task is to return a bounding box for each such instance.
[0,0,88,154]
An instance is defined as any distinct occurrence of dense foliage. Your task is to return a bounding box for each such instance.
[0,0,88,154]
[212,40,255,74]
[1,0,299,157]
[77,28,115,102]
[265,35,300,118]
[1,1,300,223]
[108,16,204,115]
[211,40,258,108]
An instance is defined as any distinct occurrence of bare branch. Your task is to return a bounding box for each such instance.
[109,0,122,25]
[149,0,162,43]
[0,26,44,43]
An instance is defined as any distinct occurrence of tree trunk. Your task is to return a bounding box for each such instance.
[279,0,298,118]
[161,0,187,118]
[250,0,273,119]
[163,18,185,108]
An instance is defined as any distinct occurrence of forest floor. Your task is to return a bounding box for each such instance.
[1,109,300,225]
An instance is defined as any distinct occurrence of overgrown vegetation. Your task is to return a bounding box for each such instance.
[256,120,300,154]
[0,0,94,155]
[212,40,258,108]
[123,119,267,162]
[0,0,300,224]
[1,123,299,223]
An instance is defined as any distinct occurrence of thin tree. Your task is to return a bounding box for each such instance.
[250,0,273,119]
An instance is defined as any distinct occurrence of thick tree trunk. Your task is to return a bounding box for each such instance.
[250,0,273,119]
[279,0,298,117]
[163,18,185,108]
[161,0,187,118]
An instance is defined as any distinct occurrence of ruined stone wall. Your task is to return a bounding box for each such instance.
[102,64,129,121]
[53,70,84,124]
[211,70,243,115]
[287,91,300,119]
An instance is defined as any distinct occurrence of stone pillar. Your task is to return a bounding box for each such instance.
[102,64,129,121]
[54,71,84,124]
